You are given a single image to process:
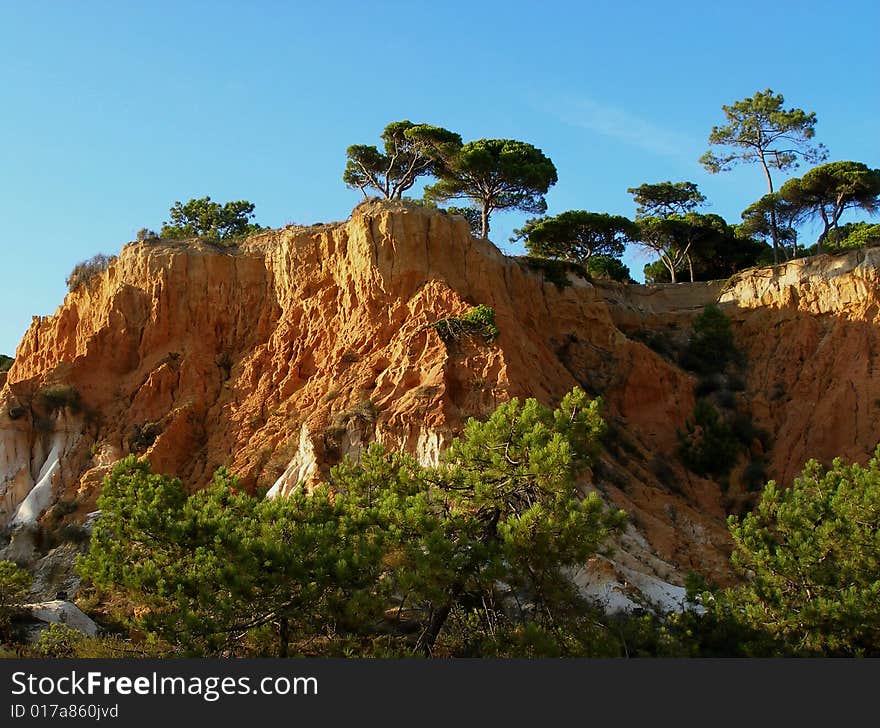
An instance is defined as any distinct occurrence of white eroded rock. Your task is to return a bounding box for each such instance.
[22,600,99,637]
[267,423,318,499]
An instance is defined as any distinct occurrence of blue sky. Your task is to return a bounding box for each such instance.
[1,0,878,355]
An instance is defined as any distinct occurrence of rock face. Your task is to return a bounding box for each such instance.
[2,200,878,595]
[720,248,880,487]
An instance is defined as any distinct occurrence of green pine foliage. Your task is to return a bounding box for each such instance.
[678,399,740,478]
[424,138,558,238]
[78,457,386,656]
[329,388,625,656]
[0,561,33,633]
[722,449,880,655]
[77,389,625,657]
[679,305,738,374]
[837,222,880,249]
[585,255,633,282]
[432,304,500,345]
[33,623,85,657]
[159,197,262,243]
[520,210,636,265]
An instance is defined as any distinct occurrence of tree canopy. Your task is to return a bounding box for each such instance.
[700,89,827,262]
[519,211,637,265]
[78,389,626,657]
[628,181,706,218]
[641,211,769,284]
[739,192,803,259]
[160,197,262,242]
[636,216,691,283]
[77,457,387,656]
[778,161,880,251]
[0,561,32,634]
[700,89,827,180]
[343,121,462,200]
[832,222,880,250]
[424,138,558,239]
[722,448,880,655]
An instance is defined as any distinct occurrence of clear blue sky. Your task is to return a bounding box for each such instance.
[1,0,878,356]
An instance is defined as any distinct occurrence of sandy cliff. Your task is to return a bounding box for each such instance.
[2,201,878,600]
[721,248,880,486]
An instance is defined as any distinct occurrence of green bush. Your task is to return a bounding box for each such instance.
[0,561,33,631]
[722,448,880,655]
[128,422,162,453]
[66,254,115,292]
[37,385,81,414]
[136,228,159,241]
[680,305,738,374]
[629,330,677,360]
[800,222,880,256]
[160,197,261,243]
[517,256,587,289]
[33,623,85,657]
[838,222,880,249]
[585,255,632,282]
[0,355,12,374]
[78,389,624,657]
[433,304,499,345]
[678,400,740,477]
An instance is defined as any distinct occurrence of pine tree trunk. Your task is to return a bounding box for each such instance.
[279,616,289,658]
[759,156,780,264]
[416,603,453,657]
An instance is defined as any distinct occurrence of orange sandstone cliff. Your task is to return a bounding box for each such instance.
[2,201,879,605]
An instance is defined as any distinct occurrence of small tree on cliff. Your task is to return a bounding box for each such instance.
[424,138,558,239]
[343,120,462,200]
[739,192,803,259]
[628,181,706,218]
[634,216,695,283]
[518,211,637,265]
[160,197,262,242]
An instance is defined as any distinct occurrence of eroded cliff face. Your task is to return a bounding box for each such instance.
[721,248,880,487]
[3,201,876,599]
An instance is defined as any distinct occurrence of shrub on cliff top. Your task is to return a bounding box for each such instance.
[37,384,82,414]
[66,254,115,292]
[160,196,261,243]
[0,355,12,374]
